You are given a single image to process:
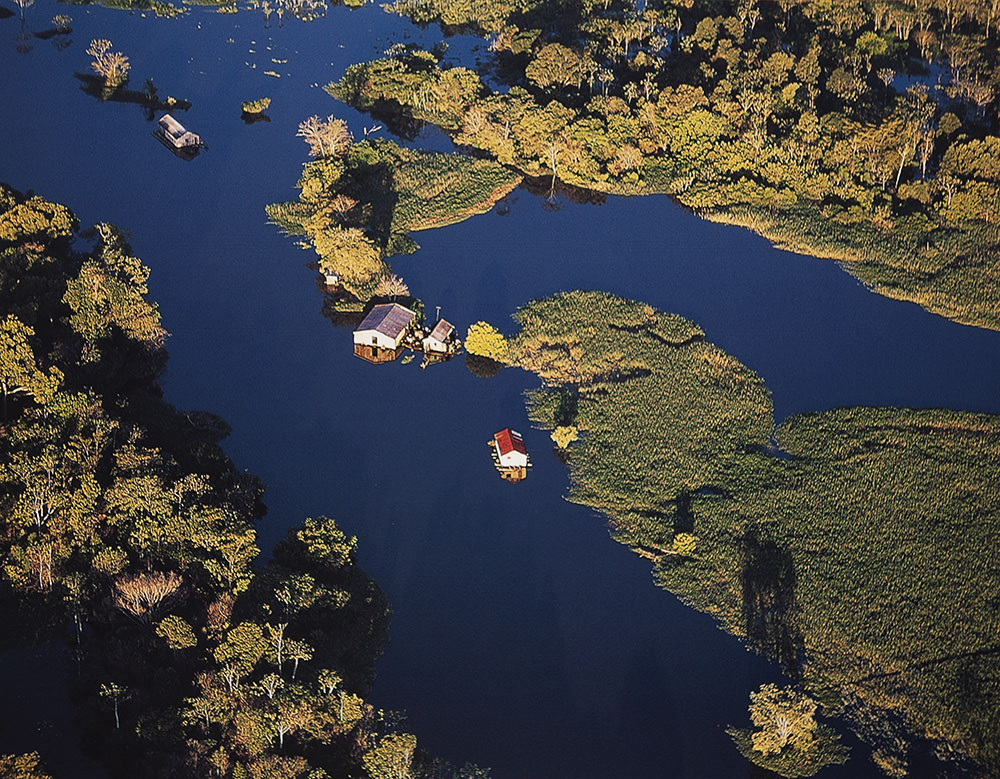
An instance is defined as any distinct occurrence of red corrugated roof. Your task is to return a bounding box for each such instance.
[494,428,526,456]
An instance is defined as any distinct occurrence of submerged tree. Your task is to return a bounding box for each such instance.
[728,684,849,777]
[297,115,353,157]
[464,321,509,363]
[87,39,130,92]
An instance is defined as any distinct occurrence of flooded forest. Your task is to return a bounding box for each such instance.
[1,1,999,778]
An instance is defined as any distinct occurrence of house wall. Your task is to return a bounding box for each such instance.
[354,343,398,363]
[497,448,527,468]
[423,336,448,353]
[354,329,399,351]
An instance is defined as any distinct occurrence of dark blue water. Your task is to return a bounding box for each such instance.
[2,3,999,777]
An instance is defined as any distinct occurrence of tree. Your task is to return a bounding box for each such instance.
[464,321,509,362]
[728,683,848,777]
[362,733,417,779]
[525,43,584,91]
[214,622,268,690]
[296,115,353,157]
[114,571,183,624]
[62,226,167,352]
[0,316,61,422]
[87,39,130,90]
[285,639,313,679]
[156,614,198,649]
[99,682,128,729]
[373,274,410,299]
[748,684,818,755]
[0,753,53,779]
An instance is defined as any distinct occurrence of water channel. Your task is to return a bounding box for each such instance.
[2,3,999,777]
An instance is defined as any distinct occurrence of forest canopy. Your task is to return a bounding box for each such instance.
[313,0,1000,330]
[0,183,478,779]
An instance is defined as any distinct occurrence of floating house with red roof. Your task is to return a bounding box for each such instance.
[490,428,530,482]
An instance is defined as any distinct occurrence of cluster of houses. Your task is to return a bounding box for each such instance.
[352,302,461,367]
[351,304,530,482]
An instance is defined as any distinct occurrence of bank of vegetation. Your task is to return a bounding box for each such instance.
[501,290,1000,777]
[0,184,481,779]
[267,128,519,305]
[317,0,1000,330]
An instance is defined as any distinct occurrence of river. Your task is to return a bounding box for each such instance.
[1,2,998,777]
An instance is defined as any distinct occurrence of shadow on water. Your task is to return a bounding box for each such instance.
[240,111,271,125]
[73,73,192,120]
[740,529,805,678]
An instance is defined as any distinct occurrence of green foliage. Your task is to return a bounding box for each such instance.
[728,723,849,778]
[0,316,63,417]
[156,614,198,649]
[0,184,406,779]
[512,291,771,531]
[510,290,1000,775]
[268,140,519,303]
[335,1,1000,330]
[747,684,819,755]
[362,733,417,779]
[671,532,696,556]
[0,193,76,242]
[550,425,578,449]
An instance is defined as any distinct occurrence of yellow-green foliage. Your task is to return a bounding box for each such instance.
[361,733,417,779]
[465,321,509,362]
[513,291,773,530]
[512,290,1000,775]
[550,425,578,449]
[337,1,1000,331]
[241,97,271,114]
[728,684,848,777]
[329,52,482,130]
[0,190,77,242]
[267,140,519,301]
[156,614,199,649]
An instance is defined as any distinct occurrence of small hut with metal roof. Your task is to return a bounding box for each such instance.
[156,114,202,149]
[353,302,417,363]
[422,318,458,355]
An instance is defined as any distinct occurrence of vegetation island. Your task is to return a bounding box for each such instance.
[463,289,1000,777]
[271,0,1000,331]
[0,184,487,779]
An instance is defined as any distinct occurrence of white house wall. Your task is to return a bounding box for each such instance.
[354,330,399,350]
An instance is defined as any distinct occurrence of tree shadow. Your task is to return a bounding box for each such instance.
[74,73,192,120]
[241,110,271,125]
[740,529,804,677]
[339,157,398,251]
